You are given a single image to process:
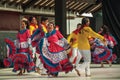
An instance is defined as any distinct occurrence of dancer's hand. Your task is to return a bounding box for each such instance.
[102,38,107,46]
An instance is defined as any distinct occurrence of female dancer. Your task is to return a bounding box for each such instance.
[38,22,73,77]
[98,25,117,66]
[89,37,116,67]
[4,19,35,75]
[76,17,105,77]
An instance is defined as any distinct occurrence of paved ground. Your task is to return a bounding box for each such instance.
[0,64,120,80]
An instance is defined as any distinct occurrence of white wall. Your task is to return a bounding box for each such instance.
[67,17,82,34]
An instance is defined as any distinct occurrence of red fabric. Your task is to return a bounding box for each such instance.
[56,30,64,39]
[13,54,28,63]
[4,58,11,67]
[28,62,35,71]
[46,30,65,53]
[59,59,73,72]
[12,53,29,71]
[48,42,64,52]
[109,36,117,46]
[73,29,79,35]
[17,48,29,53]
[47,30,64,45]
[17,30,30,42]
[104,34,117,46]
[40,56,73,73]
[94,48,111,62]
[4,38,16,56]
[17,48,33,58]
[11,53,35,72]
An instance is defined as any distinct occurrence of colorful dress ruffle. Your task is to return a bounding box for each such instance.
[92,46,112,63]
[4,38,16,67]
[39,30,73,75]
[4,29,35,72]
[90,38,116,63]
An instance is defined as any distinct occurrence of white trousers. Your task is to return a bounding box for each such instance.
[69,48,82,67]
[32,47,43,69]
[33,47,47,74]
[32,47,36,58]
[36,53,47,74]
[77,50,91,75]
[36,53,40,68]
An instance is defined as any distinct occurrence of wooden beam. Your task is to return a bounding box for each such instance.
[89,3,102,13]
[22,0,39,12]
[77,3,88,11]
[73,3,84,10]
[45,0,54,7]
[69,1,80,9]
[79,4,94,14]
[75,0,96,4]
[15,0,25,6]
[8,0,16,6]
[92,7,102,13]
[66,1,75,9]
[33,0,43,8]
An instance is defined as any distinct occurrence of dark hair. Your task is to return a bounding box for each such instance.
[77,23,82,27]
[41,16,48,23]
[29,16,34,23]
[48,22,54,25]
[82,17,89,25]
[48,22,55,28]
[78,17,89,32]
[22,20,29,29]
[101,25,110,35]
[77,23,81,27]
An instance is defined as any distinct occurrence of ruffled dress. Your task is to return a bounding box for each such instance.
[39,30,73,75]
[4,29,35,72]
[90,38,116,63]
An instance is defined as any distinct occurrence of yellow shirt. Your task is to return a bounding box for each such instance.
[67,31,79,48]
[41,24,47,33]
[78,26,104,50]
[29,24,38,35]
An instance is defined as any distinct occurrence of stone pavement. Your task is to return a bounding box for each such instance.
[0,64,120,80]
